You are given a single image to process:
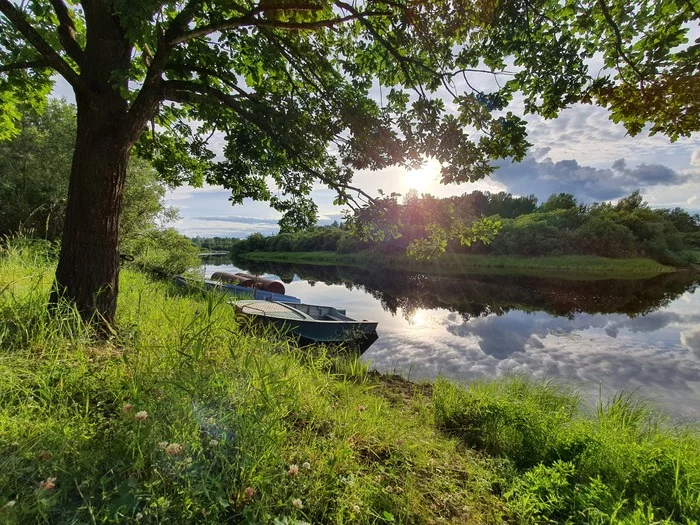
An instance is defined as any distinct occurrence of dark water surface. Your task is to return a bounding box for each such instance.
[203,257,700,419]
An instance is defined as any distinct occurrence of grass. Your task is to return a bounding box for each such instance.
[1,239,699,524]
[240,251,676,280]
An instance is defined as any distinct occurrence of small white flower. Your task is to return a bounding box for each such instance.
[302,461,311,471]
[208,439,219,447]
[3,500,16,508]
[135,512,143,520]
[158,441,169,450]
[288,464,299,476]
[292,498,303,509]
[165,443,184,456]
[134,411,148,422]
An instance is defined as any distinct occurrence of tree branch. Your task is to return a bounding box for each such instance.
[0,0,82,88]
[333,1,429,95]
[49,0,84,64]
[0,59,50,72]
[171,11,388,45]
[161,80,376,208]
[596,0,645,83]
[123,0,206,141]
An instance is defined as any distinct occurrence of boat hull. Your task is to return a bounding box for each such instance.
[234,300,379,353]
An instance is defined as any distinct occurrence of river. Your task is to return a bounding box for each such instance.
[203,256,700,420]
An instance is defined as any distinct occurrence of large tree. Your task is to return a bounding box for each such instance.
[1,0,697,327]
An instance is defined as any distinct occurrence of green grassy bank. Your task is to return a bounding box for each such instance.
[2,243,699,524]
[240,251,676,279]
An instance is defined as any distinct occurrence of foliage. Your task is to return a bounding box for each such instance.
[121,228,201,277]
[233,190,700,265]
[1,0,698,230]
[0,99,74,239]
[433,377,700,524]
[0,101,179,241]
[2,250,699,523]
[0,101,198,275]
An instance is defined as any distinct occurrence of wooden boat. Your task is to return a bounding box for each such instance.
[210,271,287,294]
[173,275,300,303]
[234,300,379,352]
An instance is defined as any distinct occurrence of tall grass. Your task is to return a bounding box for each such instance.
[433,377,700,524]
[1,241,501,523]
[2,239,698,523]
[242,251,675,279]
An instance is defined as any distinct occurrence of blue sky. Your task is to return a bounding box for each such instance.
[53,63,700,239]
[161,98,700,238]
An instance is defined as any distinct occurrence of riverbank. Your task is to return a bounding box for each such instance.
[2,243,699,524]
[240,251,676,279]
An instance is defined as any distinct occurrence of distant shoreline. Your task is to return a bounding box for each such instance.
[238,251,677,280]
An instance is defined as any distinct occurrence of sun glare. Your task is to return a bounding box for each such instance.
[403,163,439,193]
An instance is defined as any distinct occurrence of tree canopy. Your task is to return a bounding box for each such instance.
[2,0,698,225]
[1,0,698,324]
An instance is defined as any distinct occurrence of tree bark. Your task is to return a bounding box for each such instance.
[52,95,131,328]
[50,0,149,330]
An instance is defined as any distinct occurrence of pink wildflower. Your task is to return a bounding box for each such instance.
[134,410,148,422]
[358,405,366,412]
[287,464,299,476]
[39,477,56,490]
[244,487,256,500]
[122,403,134,413]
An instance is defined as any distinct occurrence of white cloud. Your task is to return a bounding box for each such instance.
[692,149,700,167]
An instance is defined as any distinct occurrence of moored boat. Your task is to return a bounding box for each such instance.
[173,275,300,303]
[234,300,379,352]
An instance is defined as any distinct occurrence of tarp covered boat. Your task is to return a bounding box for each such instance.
[234,300,379,352]
[174,275,300,303]
[210,271,287,295]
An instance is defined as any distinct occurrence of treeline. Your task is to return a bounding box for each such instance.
[230,191,700,265]
[190,237,243,252]
[0,100,200,275]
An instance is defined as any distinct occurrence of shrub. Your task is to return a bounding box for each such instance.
[123,228,201,276]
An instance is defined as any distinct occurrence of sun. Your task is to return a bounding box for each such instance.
[403,161,439,193]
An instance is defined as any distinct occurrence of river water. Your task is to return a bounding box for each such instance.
[203,257,700,420]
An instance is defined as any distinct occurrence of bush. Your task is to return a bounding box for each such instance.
[123,228,201,276]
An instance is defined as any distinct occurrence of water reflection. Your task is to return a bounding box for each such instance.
[203,257,700,418]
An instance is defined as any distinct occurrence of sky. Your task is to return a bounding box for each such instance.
[161,99,700,238]
[52,44,700,239]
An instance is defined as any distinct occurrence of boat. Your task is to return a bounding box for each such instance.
[210,271,287,294]
[233,300,379,352]
[173,275,300,303]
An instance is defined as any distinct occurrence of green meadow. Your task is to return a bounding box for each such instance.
[1,241,699,524]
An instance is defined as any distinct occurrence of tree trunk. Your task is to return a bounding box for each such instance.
[49,0,150,331]
[52,97,131,329]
